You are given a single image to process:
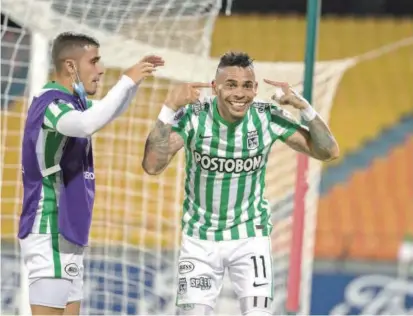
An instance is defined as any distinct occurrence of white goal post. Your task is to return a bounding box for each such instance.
[0,0,353,314]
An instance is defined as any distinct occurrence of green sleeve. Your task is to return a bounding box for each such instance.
[171,105,192,142]
[269,104,304,142]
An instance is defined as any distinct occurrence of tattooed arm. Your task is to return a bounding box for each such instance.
[142,81,211,175]
[263,79,339,161]
[284,115,339,161]
[142,120,184,175]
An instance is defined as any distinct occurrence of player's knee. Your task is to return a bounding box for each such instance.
[240,296,272,316]
[177,303,214,315]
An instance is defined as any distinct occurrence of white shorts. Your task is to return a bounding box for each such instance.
[176,235,273,308]
[19,233,85,307]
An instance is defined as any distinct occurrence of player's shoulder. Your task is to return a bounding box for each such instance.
[171,96,210,126]
[191,95,214,116]
[46,99,75,115]
[176,95,213,118]
[36,88,76,109]
[251,98,299,125]
[37,82,92,110]
[250,98,273,114]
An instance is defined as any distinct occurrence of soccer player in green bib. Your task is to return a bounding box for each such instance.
[142,52,339,316]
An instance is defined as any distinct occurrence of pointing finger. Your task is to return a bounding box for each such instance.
[190,82,213,88]
[263,79,291,95]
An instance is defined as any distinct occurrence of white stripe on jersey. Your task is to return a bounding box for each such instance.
[31,186,45,233]
[222,124,245,240]
[210,120,228,240]
[44,116,54,129]
[253,110,273,238]
[36,129,47,171]
[48,103,62,117]
[248,112,262,237]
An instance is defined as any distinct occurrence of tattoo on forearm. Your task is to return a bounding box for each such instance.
[307,115,337,160]
[143,119,171,172]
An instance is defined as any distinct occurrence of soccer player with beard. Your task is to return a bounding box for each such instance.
[142,52,339,316]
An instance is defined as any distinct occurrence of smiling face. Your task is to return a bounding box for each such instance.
[213,65,258,123]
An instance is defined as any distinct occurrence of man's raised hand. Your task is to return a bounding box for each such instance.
[165,82,212,111]
[140,55,165,67]
[124,55,165,84]
[264,79,310,110]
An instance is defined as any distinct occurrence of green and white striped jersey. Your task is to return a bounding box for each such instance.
[172,96,303,241]
[31,82,92,234]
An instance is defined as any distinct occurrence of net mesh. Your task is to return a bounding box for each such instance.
[1,0,351,314]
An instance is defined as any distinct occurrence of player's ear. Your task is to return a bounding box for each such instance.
[64,59,76,76]
[253,81,258,96]
[211,80,217,96]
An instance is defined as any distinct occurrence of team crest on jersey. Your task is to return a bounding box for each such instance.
[247,130,259,150]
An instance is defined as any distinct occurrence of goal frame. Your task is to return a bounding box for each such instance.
[286,0,322,314]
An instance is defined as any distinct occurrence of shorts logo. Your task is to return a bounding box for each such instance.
[64,263,79,277]
[179,261,195,274]
[83,171,95,180]
[178,277,187,295]
[181,304,194,311]
[253,281,268,287]
[190,276,211,290]
[247,130,259,150]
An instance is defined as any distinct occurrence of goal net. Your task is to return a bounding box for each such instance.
[0,0,353,314]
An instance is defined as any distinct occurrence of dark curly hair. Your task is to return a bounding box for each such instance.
[217,51,254,69]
